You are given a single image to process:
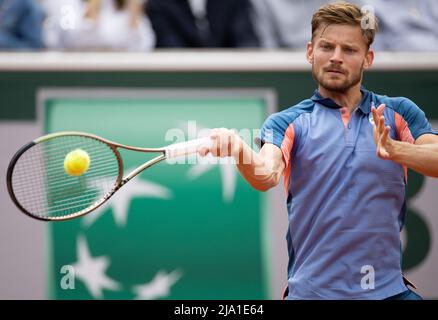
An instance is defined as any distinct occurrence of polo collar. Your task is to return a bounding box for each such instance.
[311,87,372,114]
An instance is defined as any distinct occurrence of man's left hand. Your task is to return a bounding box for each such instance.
[371,104,397,160]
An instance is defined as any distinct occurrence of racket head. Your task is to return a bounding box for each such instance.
[6,132,123,221]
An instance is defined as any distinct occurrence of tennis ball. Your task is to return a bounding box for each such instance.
[64,149,90,176]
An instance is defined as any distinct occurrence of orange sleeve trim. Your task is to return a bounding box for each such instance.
[281,124,295,195]
[394,112,414,184]
[395,112,414,144]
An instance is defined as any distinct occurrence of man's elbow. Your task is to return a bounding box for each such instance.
[249,175,281,192]
[250,183,268,192]
[428,171,438,179]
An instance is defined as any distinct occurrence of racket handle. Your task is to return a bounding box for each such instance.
[165,137,212,159]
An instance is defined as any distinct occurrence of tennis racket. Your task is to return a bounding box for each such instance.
[6,131,212,222]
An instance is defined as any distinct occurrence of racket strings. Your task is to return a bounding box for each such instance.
[10,135,121,220]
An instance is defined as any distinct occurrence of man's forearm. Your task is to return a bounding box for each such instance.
[203,129,285,191]
[235,142,283,191]
[392,141,438,178]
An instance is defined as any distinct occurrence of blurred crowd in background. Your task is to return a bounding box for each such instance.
[0,0,437,51]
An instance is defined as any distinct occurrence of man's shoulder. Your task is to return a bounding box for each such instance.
[370,92,417,112]
[266,98,315,125]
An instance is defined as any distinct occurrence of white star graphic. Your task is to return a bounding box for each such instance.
[133,269,183,300]
[188,154,237,203]
[71,236,121,299]
[83,169,172,227]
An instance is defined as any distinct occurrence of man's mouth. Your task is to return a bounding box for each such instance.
[326,69,344,74]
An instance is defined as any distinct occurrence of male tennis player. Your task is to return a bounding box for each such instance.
[199,2,438,299]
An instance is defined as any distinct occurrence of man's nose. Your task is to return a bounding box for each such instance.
[329,46,343,64]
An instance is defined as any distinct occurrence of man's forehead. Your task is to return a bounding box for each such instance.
[315,24,366,45]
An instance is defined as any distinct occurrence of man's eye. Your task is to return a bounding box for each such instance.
[321,44,331,50]
[345,48,356,54]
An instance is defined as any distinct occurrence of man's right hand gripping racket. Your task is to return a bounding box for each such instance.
[6,131,212,221]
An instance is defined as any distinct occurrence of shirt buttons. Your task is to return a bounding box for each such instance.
[348,123,351,129]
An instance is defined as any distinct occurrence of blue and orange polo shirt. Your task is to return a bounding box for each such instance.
[261,87,437,299]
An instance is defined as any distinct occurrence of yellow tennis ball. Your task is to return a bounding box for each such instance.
[64,149,90,176]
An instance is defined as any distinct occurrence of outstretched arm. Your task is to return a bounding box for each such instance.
[199,128,285,191]
[372,105,438,178]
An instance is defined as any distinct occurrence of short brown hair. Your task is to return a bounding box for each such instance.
[311,2,379,48]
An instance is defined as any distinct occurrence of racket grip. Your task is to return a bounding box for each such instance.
[165,137,212,159]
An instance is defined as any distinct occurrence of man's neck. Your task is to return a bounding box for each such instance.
[318,84,363,114]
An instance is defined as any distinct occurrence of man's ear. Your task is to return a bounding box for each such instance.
[306,41,314,64]
[363,48,374,69]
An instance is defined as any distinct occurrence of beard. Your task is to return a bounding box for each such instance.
[312,63,363,93]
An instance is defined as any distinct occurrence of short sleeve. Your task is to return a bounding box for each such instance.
[397,98,438,140]
[260,112,290,148]
[260,110,299,169]
[259,101,313,168]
